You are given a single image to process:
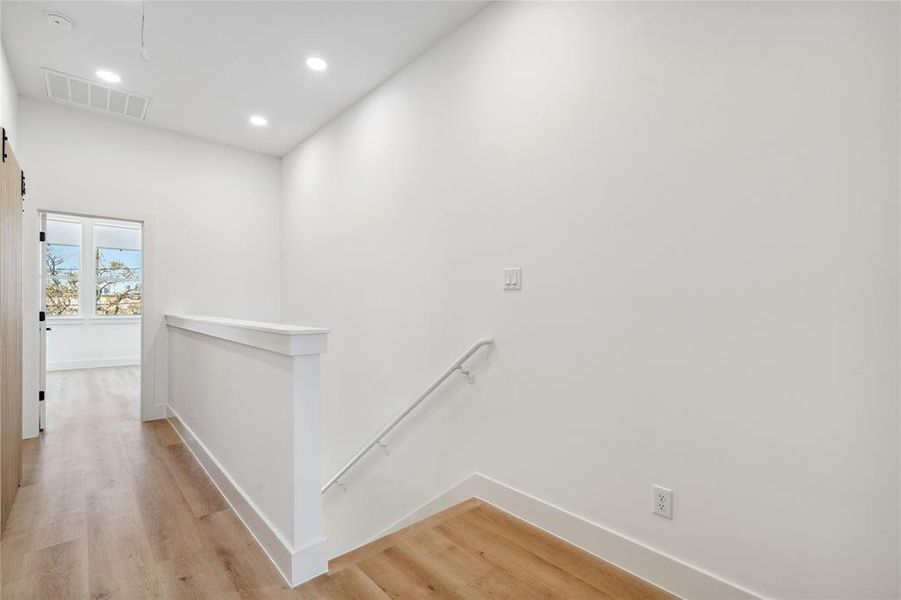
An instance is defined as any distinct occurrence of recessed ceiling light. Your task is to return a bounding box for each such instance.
[95,70,121,84]
[305,56,328,72]
[249,115,268,127]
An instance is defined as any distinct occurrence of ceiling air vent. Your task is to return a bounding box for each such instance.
[42,68,152,120]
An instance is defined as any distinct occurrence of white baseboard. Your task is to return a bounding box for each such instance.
[47,356,140,371]
[162,411,761,599]
[166,406,328,587]
[380,473,763,600]
[142,403,168,421]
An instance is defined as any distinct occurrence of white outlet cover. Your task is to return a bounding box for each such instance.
[653,485,673,519]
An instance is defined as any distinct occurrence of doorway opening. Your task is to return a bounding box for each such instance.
[39,212,143,432]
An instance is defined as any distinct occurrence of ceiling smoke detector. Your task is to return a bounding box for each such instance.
[45,12,74,31]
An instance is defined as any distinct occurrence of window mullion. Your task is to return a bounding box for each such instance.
[84,220,94,318]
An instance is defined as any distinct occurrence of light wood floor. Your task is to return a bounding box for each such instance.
[0,367,675,599]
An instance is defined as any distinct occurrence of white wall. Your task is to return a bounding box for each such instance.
[18,98,282,435]
[47,320,140,371]
[281,2,900,598]
[0,11,18,146]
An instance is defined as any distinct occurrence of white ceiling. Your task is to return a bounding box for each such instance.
[1,1,487,156]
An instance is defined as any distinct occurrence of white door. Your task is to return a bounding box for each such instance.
[39,212,47,432]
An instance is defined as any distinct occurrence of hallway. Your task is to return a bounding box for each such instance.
[0,368,672,599]
[0,366,289,598]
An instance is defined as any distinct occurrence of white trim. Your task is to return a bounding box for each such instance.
[86,316,142,324]
[143,404,167,421]
[374,473,763,600]
[165,314,328,357]
[166,406,328,587]
[47,316,140,325]
[47,356,140,371]
[46,317,88,325]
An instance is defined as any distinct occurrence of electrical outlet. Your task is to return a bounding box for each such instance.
[653,485,673,519]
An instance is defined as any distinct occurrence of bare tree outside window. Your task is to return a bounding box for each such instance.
[44,218,142,317]
[45,244,79,316]
[95,247,142,315]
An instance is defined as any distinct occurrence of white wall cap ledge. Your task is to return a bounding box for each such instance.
[165,314,328,356]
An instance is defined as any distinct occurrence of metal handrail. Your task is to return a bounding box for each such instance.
[321,337,494,493]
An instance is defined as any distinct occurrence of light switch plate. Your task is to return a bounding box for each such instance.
[503,267,522,291]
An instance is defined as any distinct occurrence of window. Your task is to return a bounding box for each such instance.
[94,224,142,316]
[44,219,82,316]
[43,216,142,318]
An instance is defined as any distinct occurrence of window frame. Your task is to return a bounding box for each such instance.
[92,221,143,319]
[94,246,142,317]
[44,216,143,322]
[44,217,84,318]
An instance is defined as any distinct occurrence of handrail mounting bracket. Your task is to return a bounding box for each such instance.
[457,366,475,384]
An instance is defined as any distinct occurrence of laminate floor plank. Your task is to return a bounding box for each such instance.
[296,566,392,600]
[467,505,670,600]
[328,498,483,574]
[161,443,228,518]
[436,512,614,599]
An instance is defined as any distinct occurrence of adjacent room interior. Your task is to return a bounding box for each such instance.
[0,2,899,599]
[41,213,142,429]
